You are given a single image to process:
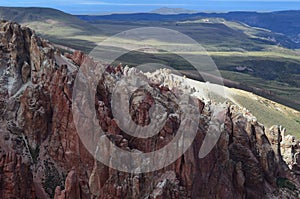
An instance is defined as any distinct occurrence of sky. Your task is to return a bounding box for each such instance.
[1,0,300,14]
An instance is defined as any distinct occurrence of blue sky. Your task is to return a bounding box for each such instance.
[1,0,300,14]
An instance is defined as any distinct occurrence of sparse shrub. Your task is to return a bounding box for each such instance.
[276,177,297,191]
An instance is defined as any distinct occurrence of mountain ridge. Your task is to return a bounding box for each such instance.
[77,9,300,44]
[151,7,198,14]
[0,20,299,198]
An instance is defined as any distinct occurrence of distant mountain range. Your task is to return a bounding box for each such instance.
[77,10,300,46]
[151,7,198,14]
[1,6,299,46]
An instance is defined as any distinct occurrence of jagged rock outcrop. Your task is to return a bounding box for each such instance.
[54,170,83,199]
[0,21,299,199]
[266,125,300,187]
[0,152,35,199]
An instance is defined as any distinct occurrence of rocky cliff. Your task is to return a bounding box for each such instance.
[0,21,299,199]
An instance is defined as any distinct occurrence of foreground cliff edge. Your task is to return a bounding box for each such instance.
[0,21,299,198]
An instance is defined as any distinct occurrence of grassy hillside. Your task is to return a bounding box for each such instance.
[0,6,100,51]
[0,6,299,113]
[231,87,300,139]
[78,10,300,47]
[184,77,300,138]
[217,11,300,44]
[108,49,300,110]
[0,6,98,35]
[76,17,294,51]
[0,7,296,52]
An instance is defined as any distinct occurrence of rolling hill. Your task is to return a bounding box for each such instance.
[0,6,299,111]
[78,10,300,48]
[0,6,100,51]
[0,6,98,35]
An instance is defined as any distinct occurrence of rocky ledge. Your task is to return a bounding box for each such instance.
[0,21,299,199]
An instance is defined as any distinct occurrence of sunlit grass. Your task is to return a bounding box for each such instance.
[232,90,300,139]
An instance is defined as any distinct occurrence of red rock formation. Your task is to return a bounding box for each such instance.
[54,170,86,199]
[65,50,85,66]
[0,21,299,199]
[0,152,35,199]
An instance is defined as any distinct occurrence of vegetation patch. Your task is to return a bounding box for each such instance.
[276,177,297,191]
[42,160,64,198]
[28,145,40,164]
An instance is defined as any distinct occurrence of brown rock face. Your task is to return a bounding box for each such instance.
[0,21,299,199]
[54,170,83,199]
[266,125,300,185]
[0,152,35,199]
[18,86,52,149]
